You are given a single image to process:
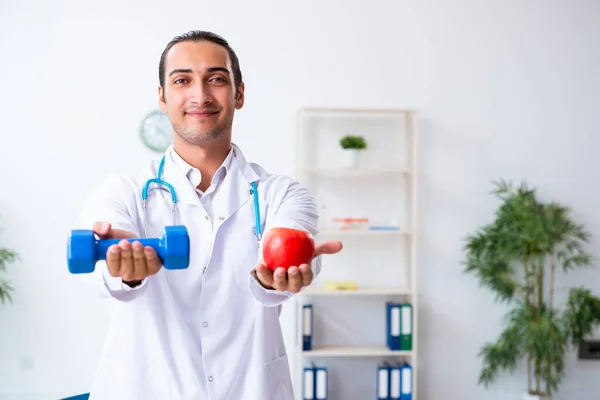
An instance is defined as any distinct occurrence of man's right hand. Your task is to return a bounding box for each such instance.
[93,221,163,287]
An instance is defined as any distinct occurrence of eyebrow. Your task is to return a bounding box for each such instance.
[207,67,230,75]
[168,67,230,77]
[169,68,192,76]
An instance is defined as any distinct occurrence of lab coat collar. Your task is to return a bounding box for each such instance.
[159,142,260,207]
[216,143,261,223]
[231,142,260,183]
[170,145,234,191]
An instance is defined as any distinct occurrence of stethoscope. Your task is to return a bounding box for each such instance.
[140,155,262,243]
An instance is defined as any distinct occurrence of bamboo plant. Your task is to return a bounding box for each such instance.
[0,244,17,304]
[463,179,600,398]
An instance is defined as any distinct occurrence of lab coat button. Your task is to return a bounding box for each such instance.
[203,322,208,327]
[218,216,224,221]
[208,376,214,382]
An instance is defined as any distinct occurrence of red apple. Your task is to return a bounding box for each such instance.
[262,227,315,271]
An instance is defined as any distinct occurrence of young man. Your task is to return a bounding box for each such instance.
[79,31,342,399]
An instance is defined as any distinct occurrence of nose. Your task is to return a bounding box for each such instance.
[189,81,213,105]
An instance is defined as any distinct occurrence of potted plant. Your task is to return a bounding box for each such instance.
[0,241,17,304]
[339,135,367,169]
[463,179,600,400]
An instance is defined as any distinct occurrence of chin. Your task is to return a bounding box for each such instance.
[176,128,225,146]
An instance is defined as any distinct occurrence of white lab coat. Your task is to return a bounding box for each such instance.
[78,143,321,400]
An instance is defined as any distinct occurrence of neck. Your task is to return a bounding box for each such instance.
[173,135,232,192]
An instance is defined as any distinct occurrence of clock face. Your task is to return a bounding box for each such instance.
[140,110,173,152]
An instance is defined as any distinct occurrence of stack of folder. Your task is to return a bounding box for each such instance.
[303,364,328,400]
[303,302,413,352]
[303,362,413,399]
[301,302,414,399]
[377,362,413,400]
[386,302,412,351]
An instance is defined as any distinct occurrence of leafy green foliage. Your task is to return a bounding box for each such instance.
[563,288,600,345]
[464,179,600,396]
[339,135,367,150]
[0,247,17,304]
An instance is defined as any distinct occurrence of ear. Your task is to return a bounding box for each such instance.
[235,82,245,110]
[158,85,167,113]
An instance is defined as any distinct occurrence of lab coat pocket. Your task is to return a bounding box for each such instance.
[263,353,294,400]
[90,357,173,400]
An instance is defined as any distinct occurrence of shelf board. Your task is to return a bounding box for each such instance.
[302,345,412,357]
[317,229,410,237]
[300,286,411,296]
[299,107,415,119]
[300,168,410,177]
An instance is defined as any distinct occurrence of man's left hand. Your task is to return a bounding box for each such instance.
[254,240,343,293]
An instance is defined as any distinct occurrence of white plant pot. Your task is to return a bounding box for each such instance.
[340,149,360,169]
[523,392,551,400]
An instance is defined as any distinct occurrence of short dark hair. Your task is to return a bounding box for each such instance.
[158,30,243,93]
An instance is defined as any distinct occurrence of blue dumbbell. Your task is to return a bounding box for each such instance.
[67,225,190,274]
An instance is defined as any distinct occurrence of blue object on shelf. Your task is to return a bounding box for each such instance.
[368,226,400,231]
[59,394,89,400]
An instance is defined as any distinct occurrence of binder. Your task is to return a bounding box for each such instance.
[389,363,401,400]
[386,302,401,350]
[303,364,315,400]
[400,304,412,351]
[400,362,413,400]
[376,363,390,400]
[303,304,313,351]
[315,366,328,400]
[386,302,413,351]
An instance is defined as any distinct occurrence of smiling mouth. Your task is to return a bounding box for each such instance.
[186,111,219,118]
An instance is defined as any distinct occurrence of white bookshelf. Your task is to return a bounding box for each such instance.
[302,286,412,297]
[301,167,411,177]
[303,346,413,358]
[293,106,419,400]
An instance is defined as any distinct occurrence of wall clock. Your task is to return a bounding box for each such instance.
[140,110,173,152]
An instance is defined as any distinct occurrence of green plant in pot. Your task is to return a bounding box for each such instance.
[339,135,367,169]
[0,243,17,304]
[463,179,600,400]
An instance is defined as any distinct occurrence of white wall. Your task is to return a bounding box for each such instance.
[1,0,599,399]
